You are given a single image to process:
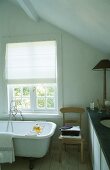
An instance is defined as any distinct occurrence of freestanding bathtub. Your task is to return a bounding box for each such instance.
[0,121,56,158]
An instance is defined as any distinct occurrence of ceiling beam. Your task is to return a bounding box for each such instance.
[17,0,39,22]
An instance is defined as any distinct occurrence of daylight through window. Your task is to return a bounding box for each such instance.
[6,41,57,113]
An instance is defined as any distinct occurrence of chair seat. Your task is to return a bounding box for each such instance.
[59,134,81,139]
[59,134,85,145]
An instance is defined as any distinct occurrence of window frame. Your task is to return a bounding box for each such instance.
[1,34,63,117]
[7,83,58,114]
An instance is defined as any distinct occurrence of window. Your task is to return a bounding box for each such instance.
[6,41,57,113]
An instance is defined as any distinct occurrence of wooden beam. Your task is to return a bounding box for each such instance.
[17,0,39,21]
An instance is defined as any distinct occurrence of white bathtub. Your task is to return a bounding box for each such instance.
[0,121,56,158]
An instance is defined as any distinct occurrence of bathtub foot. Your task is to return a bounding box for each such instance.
[29,158,34,170]
[29,163,33,170]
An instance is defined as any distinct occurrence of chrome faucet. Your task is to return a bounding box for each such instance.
[9,100,24,121]
[6,100,24,132]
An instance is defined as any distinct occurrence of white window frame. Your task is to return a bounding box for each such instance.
[7,83,58,114]
[1,34,63,117]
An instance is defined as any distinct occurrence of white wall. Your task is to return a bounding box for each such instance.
[0,1,109,139]
[62,34,110,107]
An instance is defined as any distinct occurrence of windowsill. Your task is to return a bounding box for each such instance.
[0,112,62,120]
[21,112,62,119]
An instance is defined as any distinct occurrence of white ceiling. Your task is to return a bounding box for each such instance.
[8,0,110,53]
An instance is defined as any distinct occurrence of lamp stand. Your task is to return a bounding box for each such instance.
[103,68,106,105]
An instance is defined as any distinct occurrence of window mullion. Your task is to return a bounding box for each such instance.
[31,86,36,112]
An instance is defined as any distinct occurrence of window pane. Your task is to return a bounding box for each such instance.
[46,86,55,96]
[36,85,45,96]
[22,98,30,109]
[14,88,21,97]
[47,98,54,108]
[37,98,45,108]
[23,87,30,96]
[14,98,22,109]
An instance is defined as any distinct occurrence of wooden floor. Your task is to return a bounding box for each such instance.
[2,143,92,170]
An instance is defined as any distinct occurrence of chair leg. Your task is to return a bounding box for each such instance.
[64,144,66,151]
[59,141,62,162]
[81,141,84,162]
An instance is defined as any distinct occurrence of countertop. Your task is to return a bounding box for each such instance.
[87,107,110,168]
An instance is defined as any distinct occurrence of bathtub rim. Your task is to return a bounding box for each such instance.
[0,120,56,139]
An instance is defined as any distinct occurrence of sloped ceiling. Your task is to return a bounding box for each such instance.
[7,0,110,54]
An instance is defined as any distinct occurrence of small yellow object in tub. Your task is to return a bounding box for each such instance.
[33,125,42,133]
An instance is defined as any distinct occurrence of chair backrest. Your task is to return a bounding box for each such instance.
[60,107,85,129]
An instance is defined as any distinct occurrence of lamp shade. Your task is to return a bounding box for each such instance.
[93,59,110,70]
[93,59,110,106]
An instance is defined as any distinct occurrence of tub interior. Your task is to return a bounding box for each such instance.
[0,121,54,137]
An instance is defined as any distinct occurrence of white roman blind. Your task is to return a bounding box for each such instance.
[5,41,57,84]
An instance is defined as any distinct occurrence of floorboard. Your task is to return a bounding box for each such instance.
[2,142,92,170]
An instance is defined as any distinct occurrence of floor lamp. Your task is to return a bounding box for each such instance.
[93,59,110,106]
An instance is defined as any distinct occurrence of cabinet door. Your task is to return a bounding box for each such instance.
[88,116,94,166]
[101,150,109,170]
[93,130,101,170]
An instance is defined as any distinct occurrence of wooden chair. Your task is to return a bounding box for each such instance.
[59,107,85,162]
